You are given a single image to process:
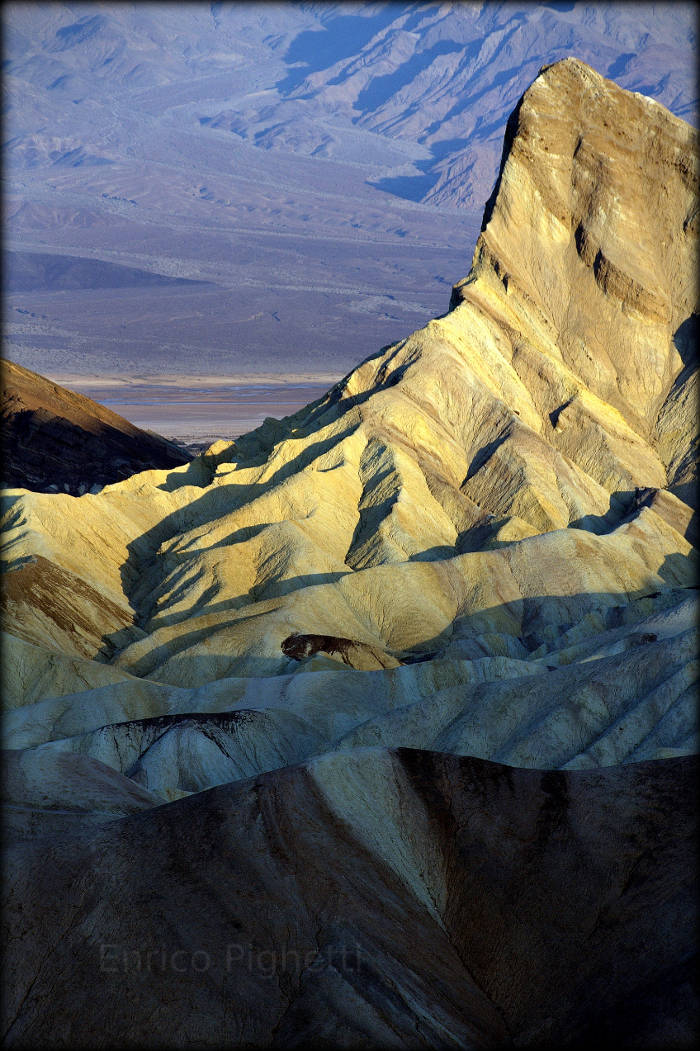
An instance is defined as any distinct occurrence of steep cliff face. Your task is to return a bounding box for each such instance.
[2,60,698,1047]
[1,360,189,493]
[453,58,699,485]
[328,57,699,537]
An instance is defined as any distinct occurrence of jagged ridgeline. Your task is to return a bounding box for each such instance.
[2,59,698,1048]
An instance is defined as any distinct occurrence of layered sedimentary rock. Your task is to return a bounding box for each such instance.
[1,360,189,493]
[1,60,698,1047]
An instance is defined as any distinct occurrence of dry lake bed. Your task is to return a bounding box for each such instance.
[55,375,336,452]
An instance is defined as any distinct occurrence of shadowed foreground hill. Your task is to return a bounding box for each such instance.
[1,360,189,493]
[3,750,696,1048]
[1,60,698,1047]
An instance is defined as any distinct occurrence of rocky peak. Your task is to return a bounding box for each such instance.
[2,58,698,1048]
[453,58,698,432]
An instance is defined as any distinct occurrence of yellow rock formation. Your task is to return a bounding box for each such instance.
[2,59,697,792]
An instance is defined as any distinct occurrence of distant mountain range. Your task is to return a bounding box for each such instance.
[3,2,696,377]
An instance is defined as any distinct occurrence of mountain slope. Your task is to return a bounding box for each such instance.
[3,59,697,767]
[3,750,696,1048]
[1,360,189,493]
[284,2,698,208]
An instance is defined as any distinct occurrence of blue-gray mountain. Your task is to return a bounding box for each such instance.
[3,1,696,376]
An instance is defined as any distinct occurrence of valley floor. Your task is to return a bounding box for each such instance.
[52,376,336,443]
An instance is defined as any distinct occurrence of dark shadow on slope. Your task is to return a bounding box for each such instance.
[569,952,699,1051]
[232,421,360,491]
[251,343,414,446]
[440,60,536,131]
[87,583,698,770]
[51,13,108,50]
[369,168,438,203]
[393,574,696,665]
[368,134,470,204]
[570,487,699,548]
[477,70,535,236]
[76,588,696,744]
[568,488,639,535]
[156,456,217,491]
[159,419,361,495]
[658,554,700,587]
[4,250,208,293]
[607,51,636,79]
[2,745,695,1047]
[100,533,696,686]
[541,1,576,12]
[454,489,654,555]
[673,312,698,368]
[138,554,353,634]
[2,402,190,495]
[249,571,349,603]
[137,569,351,635]
[278,7,401,96]
[344,491,398,569]
[356,41,464,113]
[229,394,361,463]
[103,606,285,681]
[107,422,361,643]
[406,544,461,563]
[305,354,421,427]
[658,314,699,512]
[464,429,512,482]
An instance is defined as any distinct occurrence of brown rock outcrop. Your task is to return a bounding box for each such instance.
[281,631,400,669]
[449,58,698,471]
[1,360,189,493]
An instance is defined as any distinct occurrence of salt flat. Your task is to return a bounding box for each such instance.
[78,381,334,441]
[52,377,338,442]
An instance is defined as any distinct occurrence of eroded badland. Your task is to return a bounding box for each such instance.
[2,60,698,1048]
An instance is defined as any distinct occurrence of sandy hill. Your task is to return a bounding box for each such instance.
[1,59,698,1048]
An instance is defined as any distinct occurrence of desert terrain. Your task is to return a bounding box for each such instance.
[2,56,698,1047]
[4,3,695,381]
[60,377,337,450]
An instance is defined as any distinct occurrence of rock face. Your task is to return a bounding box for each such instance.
[281,631,401,670]
[1,360,189,493]
[1,60,698,1047]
